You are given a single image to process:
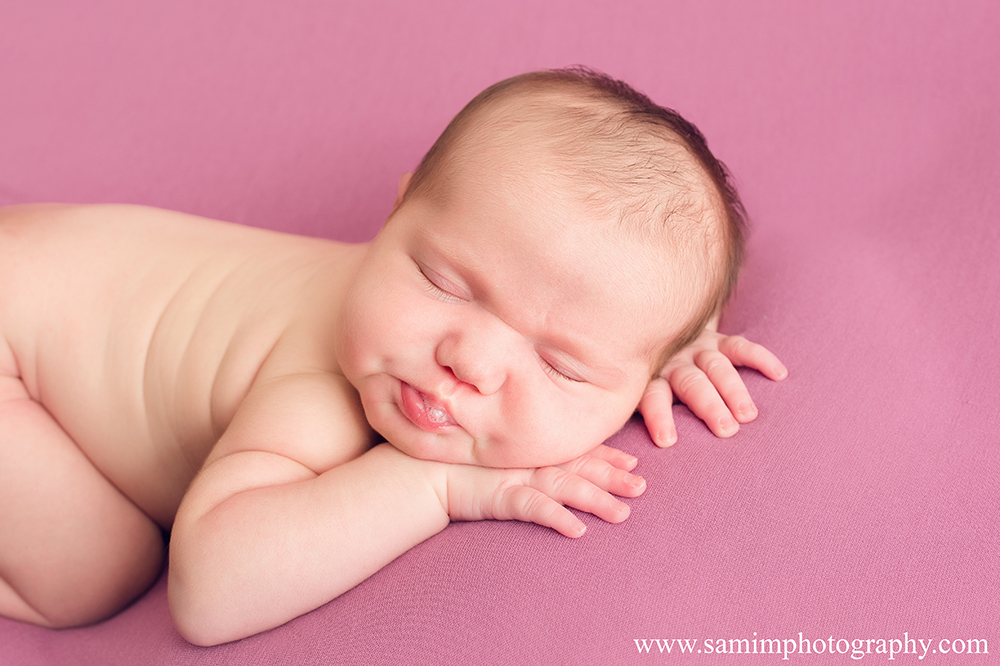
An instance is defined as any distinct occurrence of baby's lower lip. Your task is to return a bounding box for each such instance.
[399,382,458,432]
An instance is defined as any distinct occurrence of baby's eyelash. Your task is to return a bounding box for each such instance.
[541,358,583,383]
[417,265,461,302]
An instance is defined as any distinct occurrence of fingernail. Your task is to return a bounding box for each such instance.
[627,475,645,490]
[657,430,676,447]
[719,416,739,436]
[774,366,788,380]
[737,400,757,419]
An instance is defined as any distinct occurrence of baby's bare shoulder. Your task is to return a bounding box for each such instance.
[1,203,250,276]
[0,204,361,519]
[1,203,342,293]
[1,202,202,241]
[2,202,288,254]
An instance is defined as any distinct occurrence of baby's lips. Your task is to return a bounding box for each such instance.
[422,391,458,426]
[400,381,458,432]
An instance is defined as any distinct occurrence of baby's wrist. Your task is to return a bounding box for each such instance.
[369,443,450,518]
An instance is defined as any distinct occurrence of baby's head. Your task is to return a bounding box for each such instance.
[337,67,747,468]
[403,67,747,365]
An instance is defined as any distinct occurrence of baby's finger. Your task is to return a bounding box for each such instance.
[667,363,739,438]
[530,467,631,524]
[637,376,678,447]
[695,349,758,424]
[718,336,788,381]
[495,485,587,538]
[581,444,638,471]
[557,455,646,498]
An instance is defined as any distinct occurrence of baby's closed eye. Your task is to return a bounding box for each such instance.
[416,262,469,302]
[538,354,584,383]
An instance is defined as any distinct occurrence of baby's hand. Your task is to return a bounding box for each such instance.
[638,326,787,447]
[439,444,645,538]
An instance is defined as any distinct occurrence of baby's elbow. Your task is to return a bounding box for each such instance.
[167,516,248,645]
[167,561,245,646]
[168,576,222,646]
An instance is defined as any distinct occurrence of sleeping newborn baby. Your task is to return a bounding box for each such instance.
[0,67,785,645]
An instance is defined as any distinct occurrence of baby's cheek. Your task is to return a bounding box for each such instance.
[520,420,598,467]
[562,403,630,453]
[494,380,590,463]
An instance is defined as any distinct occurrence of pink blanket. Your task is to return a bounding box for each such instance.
[2,1,997,663]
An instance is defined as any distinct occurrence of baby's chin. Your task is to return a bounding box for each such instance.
[386,433,525,469]
[399,441,589,470]
[369,404,596,469]
[466,441,596,470]
[372,419,477,466]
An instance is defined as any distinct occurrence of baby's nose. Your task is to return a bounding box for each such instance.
[435,325,508,395]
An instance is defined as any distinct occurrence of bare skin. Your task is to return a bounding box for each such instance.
[0,198,653,642]
[0,193,784,643]
[0,204,370,627]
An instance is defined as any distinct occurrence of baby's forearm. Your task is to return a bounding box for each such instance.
[168,443,448,646]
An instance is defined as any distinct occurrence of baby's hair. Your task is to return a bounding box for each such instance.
[403,66,748,371]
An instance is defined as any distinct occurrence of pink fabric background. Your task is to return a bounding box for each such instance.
[2,0,997,663]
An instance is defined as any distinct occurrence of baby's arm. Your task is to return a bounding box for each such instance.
[168,371,642,646]
[638,314,787,447]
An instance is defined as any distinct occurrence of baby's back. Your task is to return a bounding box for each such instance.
[0,204,352,526]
